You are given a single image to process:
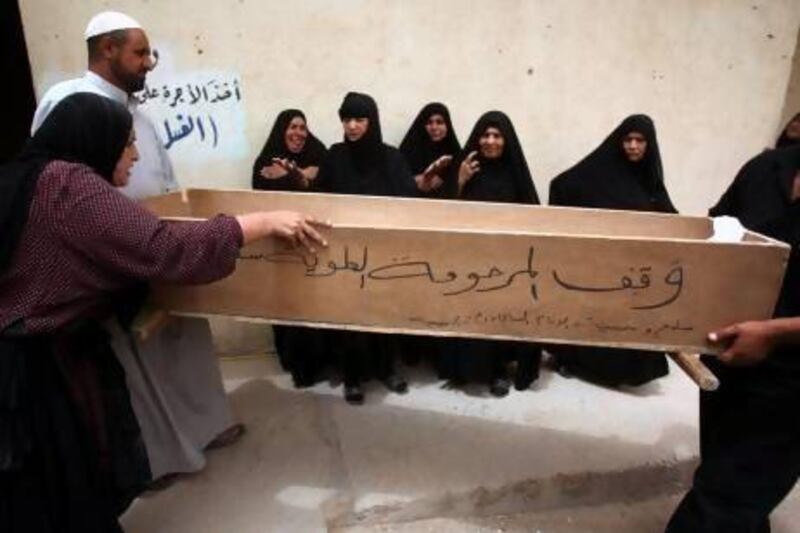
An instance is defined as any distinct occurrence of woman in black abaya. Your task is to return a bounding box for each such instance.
[440,110,542,397]
[251,110,329,387]
[776,112,800,149]
[317,92,416,404]
[549,114,676,212]
[399,102,461,199]
[396,103,461,365]
[252,109,327,192]
[711,143,800,230]
[547,114,675,387]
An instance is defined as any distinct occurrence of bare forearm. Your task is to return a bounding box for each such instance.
[236,213,275,245]
[710,316,800,366]
[763,317,800,347]
[302,166,319,181]
[235,211,330,250]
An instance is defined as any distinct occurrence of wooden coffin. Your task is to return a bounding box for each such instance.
[143,189,789,354]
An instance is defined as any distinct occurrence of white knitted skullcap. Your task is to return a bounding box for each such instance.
[84,11,142,40]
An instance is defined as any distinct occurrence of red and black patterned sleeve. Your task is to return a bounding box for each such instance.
[44,162,243,285]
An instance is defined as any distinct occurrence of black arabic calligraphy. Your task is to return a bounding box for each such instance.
[551,265,684,310]
[238,245,539,300]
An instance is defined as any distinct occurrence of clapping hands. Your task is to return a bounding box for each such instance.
[415,155,453,192]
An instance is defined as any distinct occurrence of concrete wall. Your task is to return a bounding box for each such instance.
[20,0,800,215]
[780,24,800,125]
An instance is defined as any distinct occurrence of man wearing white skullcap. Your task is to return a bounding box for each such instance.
[32,11,172,198]
[31,11,245,489]
[83,10,142,40]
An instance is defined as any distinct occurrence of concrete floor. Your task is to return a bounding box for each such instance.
[120,351,800,532]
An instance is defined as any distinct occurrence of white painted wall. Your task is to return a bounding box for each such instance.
[20,0,800,215]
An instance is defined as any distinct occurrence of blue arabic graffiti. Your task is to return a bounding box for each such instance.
[137,78,242,107]
[163,113,219,150]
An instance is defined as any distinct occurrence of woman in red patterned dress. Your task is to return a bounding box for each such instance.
[0,93,327,533]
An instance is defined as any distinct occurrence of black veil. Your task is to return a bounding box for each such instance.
[0,92,131,273]
[549,114,676,213]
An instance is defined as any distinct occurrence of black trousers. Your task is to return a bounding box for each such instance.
[666,355,800,533]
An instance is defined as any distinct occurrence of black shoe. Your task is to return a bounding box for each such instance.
[382,374,408,394]
[548,353,573,379]
[556,364,573,379]
[344,384,364,405]
[514,375,534,391]
[514,368,538,390]
[292,374,317,389]
[490,378,511,397]
[442,379,462,390]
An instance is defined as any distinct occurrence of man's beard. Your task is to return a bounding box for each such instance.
[122,73,146,94]
[111,62,145,94]
[129,77,145,93]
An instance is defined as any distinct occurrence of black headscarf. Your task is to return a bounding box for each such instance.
[449,110,539,204]
[549,114,676,213]
[337,92,384,170]
[317,92,415,197]
[399,102,461,175]
[776,112,800,149]
[0,92,132,273]
[251,109,327,191]
[709,145,800,230]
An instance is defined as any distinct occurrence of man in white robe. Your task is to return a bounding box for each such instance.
[31,11,244,482]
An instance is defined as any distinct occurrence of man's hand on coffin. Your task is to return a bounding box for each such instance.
[709,321,778,366]
[236,211,331,252]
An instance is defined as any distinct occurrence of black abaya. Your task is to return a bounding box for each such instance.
[776,112,800,149]
[316,92,415,391]
[439,111,542,391]
[547,114,674,387]
[668,168,800,532]
[709,145,800,230]
[251,109,327,191]
[399,102,461,199]
[250,109,329,387]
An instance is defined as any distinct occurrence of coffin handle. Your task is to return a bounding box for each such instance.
[669,352,720,391]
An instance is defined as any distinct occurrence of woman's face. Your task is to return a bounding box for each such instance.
[622,131,648,162]
[284,116,308,154]
[425,113,448,143]
[342,117,369,142]
[112,129,139,187]
[786,114,800,141]
[478,127,505,159]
